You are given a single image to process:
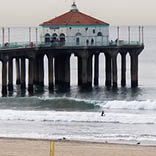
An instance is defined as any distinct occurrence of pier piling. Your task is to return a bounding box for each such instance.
[21,58,26,89]
[94,53,99,86]
[38,55,44,87]
[130,52,139,88]
[78,57,82,86]
[105,53,112,87]
[16,58,21,85]
[48,55,54,90]
[2,61,7,95]
[121,52,127,87]
[64,55,71,87]
[28,58,34,93]
[8,58,13,91]
[112,55,118,88]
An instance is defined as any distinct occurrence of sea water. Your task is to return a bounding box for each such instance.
[0,26,156,145]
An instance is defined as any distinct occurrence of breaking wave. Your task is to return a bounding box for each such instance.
[101,100,156,110]
[0,97,156,111]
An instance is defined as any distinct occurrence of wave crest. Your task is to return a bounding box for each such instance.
[101,100,156,110]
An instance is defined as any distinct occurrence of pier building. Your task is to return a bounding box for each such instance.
[40,2,109,46]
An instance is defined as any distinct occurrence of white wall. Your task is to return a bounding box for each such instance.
[40,25,109,46]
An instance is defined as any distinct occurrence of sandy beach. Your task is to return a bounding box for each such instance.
[0,138,156,156]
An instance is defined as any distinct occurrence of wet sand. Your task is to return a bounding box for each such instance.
[0,138,156,156]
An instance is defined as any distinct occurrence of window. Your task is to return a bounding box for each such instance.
[93,29,95,34]
[76,32,82,36]
[76,33,81,45]
[60,33,65,42]
[76,38,80,45]
[45,33,50,43]
[52,33,58,42]
[91,39,94,45]
[86,39,89,45]
[97,32,102,36]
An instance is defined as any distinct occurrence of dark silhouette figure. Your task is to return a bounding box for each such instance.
[101,110,105,116]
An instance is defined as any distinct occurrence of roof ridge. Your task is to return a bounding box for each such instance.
[40,11,71,26]
[40,10,109,26]
[78,11,109,25]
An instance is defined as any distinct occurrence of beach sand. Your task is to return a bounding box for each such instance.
[0,138,156,156]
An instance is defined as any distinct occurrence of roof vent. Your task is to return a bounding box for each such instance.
[71,2,79,12]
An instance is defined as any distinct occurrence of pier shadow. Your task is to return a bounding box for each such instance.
[8,91,13,97]
[55,85,70,93]
[130,87,142,98]
[78,86,93,93]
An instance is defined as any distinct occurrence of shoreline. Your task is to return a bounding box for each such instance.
[1,137,156,156]
[0,136,156,147]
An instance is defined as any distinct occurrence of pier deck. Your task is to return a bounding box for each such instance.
[0,42,144,95]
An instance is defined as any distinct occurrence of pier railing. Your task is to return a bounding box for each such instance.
[0,40,142,50]
[0,26,144,50]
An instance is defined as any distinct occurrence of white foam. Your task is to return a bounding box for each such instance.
[38,96,99,104]
[0,109,156,124]
[101,100,156,110]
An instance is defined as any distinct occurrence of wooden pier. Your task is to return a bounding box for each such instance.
[0,44,144,95]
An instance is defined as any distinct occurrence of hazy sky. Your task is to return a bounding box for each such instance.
[0,0,155,26]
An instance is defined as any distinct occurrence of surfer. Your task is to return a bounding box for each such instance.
[101,110,105,116]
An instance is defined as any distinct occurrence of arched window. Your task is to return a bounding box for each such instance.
[60,33,65,42]
[91,39,94,45]
[86,39,89,45]
[97,32,103,36]
[52,33,58,42]
[45,33,51,43]
[75,33,82,45]
[76,33,82,36]
[76,37,80,45]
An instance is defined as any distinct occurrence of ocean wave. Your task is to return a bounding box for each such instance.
[101,100,156,110]
[32,98,156,111]
[1,96,156,111]
[0,97,100,111]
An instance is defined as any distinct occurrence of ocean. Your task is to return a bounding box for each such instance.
[0,26,156,145]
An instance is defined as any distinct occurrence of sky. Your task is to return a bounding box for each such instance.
[0,0,156,26]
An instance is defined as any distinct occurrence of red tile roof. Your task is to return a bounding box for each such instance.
[40,11,109,26]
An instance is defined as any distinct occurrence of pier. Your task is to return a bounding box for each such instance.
[0,39,144,95]
[0,2,145,95]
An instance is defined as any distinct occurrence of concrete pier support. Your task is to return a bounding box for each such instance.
[105,53,112,87]
[2,61,7,95]
[78,57,82,86]
[8,58,13,91]
[94,53,99,86]
[54,54,71,87]
[28,58,34,93]
[48,55,54,90]
[54,56,59,86]
[129,52,139,87]
[77,53,93,88]
[38,55,44,87]
[87,55,93,86]
[33,57,39,86]
[16,58,21,85]
[112,55,118,88]
[64,55,71,87]
[121,52,127,87]
[81,57,88,87]
[21,58,26,89]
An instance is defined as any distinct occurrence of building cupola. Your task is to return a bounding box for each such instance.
[71,2,79,12]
